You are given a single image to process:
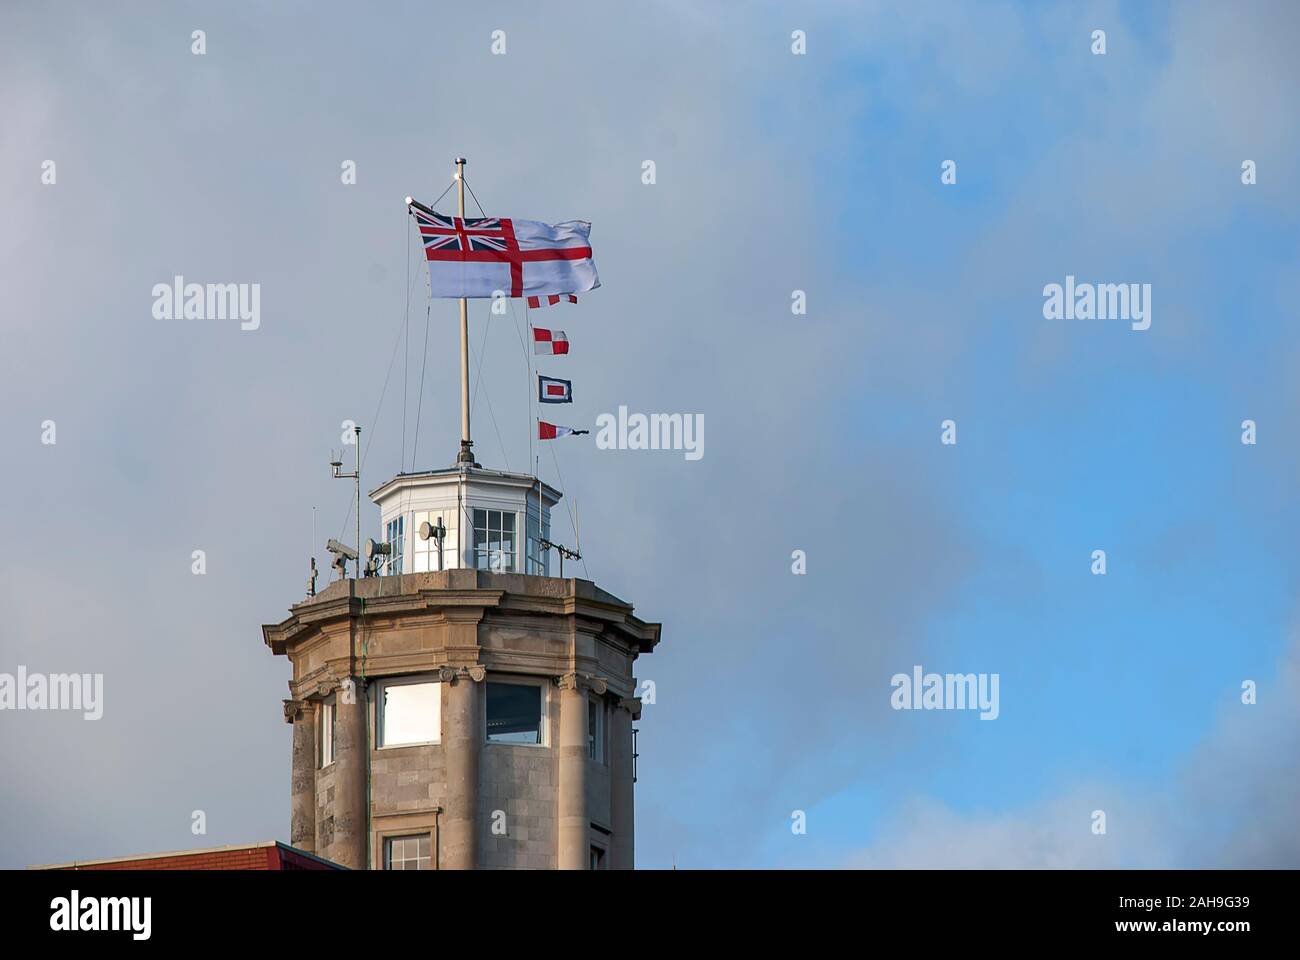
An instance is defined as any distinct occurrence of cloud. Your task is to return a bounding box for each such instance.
[1,0,1296,872]
[846,632,1300,868]
[0,0,991,869]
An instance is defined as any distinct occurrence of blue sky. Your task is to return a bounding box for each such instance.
[1,1,1297,869]
[776,0,1300,868]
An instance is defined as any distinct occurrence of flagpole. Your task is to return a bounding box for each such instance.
[455,157,475,466]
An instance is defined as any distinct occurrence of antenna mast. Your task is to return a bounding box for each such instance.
[454,157,476,466]
[330,425,362,578]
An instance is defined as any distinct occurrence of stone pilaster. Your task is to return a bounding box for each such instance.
[331,678,368,869]
[556,673,592,869]
[441,664,485,869]
[609,696,640,869]
[284,699,317,854]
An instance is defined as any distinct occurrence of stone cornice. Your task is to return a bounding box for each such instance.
[265,591,502,656]
[264,572,660,657]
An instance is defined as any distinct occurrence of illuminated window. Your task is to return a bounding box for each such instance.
[377,679,440,747]
[319,699,336,768]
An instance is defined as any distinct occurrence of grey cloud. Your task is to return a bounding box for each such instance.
[0,1,988,869]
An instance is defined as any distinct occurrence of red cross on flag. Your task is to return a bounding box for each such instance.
[533,328,569,355]
[408,200,599,300]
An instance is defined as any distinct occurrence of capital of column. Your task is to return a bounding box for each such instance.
[616,696,643,721]
[316,677,340,697]
[439,664,486,684]
[282,698,309,724]
[311,675,364,703]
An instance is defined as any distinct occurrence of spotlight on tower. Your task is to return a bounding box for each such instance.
[418,519,447,543]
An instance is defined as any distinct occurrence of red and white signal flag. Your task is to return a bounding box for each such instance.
[538,421,589,440]
[532,328,569,355]
[538,375,572,404]
[527,294,577,309]
[407,200,599,300]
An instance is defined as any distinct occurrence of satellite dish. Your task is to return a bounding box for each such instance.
[365,538,392,560]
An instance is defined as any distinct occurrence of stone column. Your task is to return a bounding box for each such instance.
[609,697,639,870]
[332,678,369,869]
[285,699,317,854]
[557,674,590,869]
[442,667,484,869]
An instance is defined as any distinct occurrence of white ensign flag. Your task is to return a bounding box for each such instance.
[408,201,599,300]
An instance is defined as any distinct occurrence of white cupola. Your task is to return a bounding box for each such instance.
[367,466,561,577]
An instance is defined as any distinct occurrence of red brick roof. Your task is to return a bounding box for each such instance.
[32,841,344,871]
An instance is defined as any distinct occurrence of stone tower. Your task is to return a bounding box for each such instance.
[263,465,661,869]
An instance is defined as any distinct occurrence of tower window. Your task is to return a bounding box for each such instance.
[377,679,440,747]
[526,500,550,575]
[319,699,336,768]
[473,509,516,572]
[412,511,451,572]
[589,846,606,870]
[486,681,543,745]
[384,516,405,575]
[384,834,431,870]
[588,697,605,763]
